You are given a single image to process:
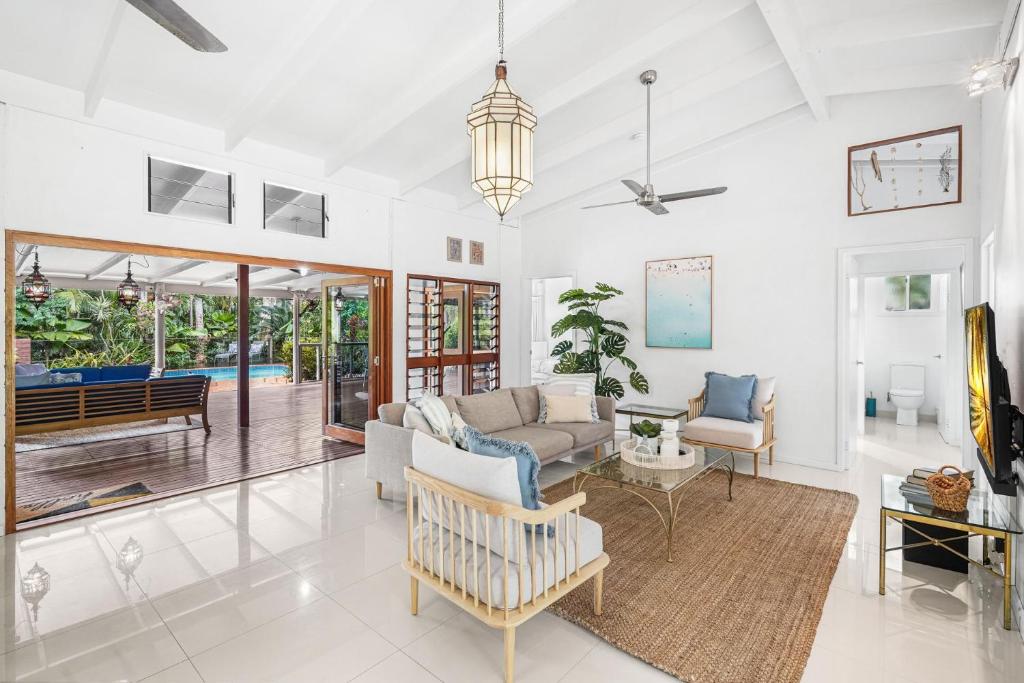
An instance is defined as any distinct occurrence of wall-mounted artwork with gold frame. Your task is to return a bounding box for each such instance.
[847,125,961,217]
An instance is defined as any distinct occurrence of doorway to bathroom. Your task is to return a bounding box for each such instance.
[836,240,973,471]
[527,275,574,385]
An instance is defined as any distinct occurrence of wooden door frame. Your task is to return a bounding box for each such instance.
[4,228,393,533]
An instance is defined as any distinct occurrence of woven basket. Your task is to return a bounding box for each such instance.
[925,465,972,512]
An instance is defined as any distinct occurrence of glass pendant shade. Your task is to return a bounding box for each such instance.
[467,62,537,219]
[117,266,142,309]
[21,253,51,305]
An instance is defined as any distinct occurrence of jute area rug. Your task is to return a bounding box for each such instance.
[543,472,858,683]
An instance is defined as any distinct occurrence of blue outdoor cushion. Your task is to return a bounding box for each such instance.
[100,364,151,382]
[57,367,102,383]
[702,371,757,423]
[464,426,542,510]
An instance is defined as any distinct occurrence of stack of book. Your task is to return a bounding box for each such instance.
[899,467,974,506]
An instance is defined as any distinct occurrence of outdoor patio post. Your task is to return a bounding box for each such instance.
[154,282,166,370]
[238,265,250,428]
[292,291,301,384]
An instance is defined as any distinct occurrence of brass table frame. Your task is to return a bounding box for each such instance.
[879,508,1016,630]
[572,452,735,563]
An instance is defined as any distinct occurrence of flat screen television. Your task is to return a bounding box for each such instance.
[965,303,1021,496]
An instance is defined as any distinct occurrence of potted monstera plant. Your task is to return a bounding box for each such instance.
[549,282,649,399]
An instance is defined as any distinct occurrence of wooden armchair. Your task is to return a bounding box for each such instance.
[404,465,609,683]
[683,390,776,478]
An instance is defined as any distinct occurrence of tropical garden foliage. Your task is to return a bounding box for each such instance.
[549,282,649,399]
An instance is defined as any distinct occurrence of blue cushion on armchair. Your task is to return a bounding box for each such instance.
[100,364,151,382]
[702,371,757,423]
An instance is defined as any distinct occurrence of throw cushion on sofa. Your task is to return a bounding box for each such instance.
[702,371,757,423]
[414,392,455,438]
[402,404,434,435]
[455,389,523,434]
[464,426,543,510]
[751,376,776,416]
[539,373,600,422]
[541,394,595,424]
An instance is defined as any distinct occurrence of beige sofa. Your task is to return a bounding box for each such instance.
[366,386,615,498]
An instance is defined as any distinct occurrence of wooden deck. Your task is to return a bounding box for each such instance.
[15,382,363,529]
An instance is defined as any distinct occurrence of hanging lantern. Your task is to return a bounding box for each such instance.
[117,263,142,309]
[467,0,536,219]
[334,290,346,310]
[21,253,51,305]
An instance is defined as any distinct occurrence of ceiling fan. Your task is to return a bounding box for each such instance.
[582,70,726,215]
[125,0,227,52]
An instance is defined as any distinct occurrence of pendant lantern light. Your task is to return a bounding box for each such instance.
[466,0,537,219]
[117,262,142,309]
[21,252,52,305]
[334,290,346,310]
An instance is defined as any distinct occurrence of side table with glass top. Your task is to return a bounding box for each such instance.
[878,473,1021,629]
[615,404,688,432]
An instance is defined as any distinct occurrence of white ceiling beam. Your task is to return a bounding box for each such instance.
[222,0,376,152]
[803,0,1005,52]
[150,259,206,281]
[83,0,126,118]
[254,271,317,288]
[201,266,269,287]
[403,0,757,195]
[822,60,968,97]
[85,253,130,280]
[14,245,36,273]
[755,0,829,121]
[323,0,579,177]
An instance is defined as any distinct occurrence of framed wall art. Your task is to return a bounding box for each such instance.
[847,125,962,216]
[645,256,712,349]
[469,240,484,265]
[446,236,463,263]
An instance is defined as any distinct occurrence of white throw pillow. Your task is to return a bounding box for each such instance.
[402,405,433,435]
[751,376,776,416]
[542,394,594,423]
[414,392,454,438]
[541,373,600,422]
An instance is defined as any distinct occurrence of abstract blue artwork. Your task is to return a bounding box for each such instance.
[645,256,712,349]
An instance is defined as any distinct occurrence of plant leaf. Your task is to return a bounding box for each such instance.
[578,350,601,373]
[617,355,637,371]
[557,288,587,305]
[629,371,650,394]
[601,319,629,330]
[554,352,580,374]
[596,376,624,399]
[600,332,627,358]
[550,340,573,357]
[594,282,624,296]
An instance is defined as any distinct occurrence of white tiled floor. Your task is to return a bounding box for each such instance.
[0,419,1020,682]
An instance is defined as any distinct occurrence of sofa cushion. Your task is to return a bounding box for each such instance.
[412,431,521,506]
[703,372,756,423]
[15,369,50,388]
[415,393,455,438]
[440,395,460,416]
[402,405,433,435]
[488,425,572,460]
[378,403,406,426]
[455,389,523,434]
[464,426,542,510]
[541,394,595,423]
[751,376,776,416]
[15,363,47,377]
[58,367,102,383]
[100,364,151,382]
[510,386,541,424]
[683,416,764,450]
[532,420,613,447]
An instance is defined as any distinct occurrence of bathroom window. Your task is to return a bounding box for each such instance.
[884,274,931,311]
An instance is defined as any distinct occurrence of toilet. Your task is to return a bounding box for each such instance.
[889,363,925,426]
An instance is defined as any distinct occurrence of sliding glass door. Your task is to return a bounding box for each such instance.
[322,274,391,443]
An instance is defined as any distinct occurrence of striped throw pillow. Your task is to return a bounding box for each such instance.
[413,392,454,438]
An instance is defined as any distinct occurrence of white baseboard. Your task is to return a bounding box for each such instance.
[772,455,845,471]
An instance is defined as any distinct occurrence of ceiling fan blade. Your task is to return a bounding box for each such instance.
[644,201,669,215]
[621,179,645,196]
[581,199,637,209]
[658,186,728,203]
[126,0,228,52]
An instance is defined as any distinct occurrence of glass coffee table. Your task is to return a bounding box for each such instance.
[572,448,734,562]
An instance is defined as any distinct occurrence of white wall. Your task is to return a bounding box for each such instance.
[861,275,946,418]
[978,13,1024,637]
[522,86,981,470]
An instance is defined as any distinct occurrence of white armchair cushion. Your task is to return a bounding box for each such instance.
[683,416,764,450]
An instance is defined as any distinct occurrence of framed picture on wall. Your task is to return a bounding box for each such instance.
[469,240,484,265]
[847,125,962,217]
[446,236,463,262]
[645,256,712,349]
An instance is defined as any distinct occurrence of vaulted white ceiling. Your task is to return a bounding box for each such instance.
[0,0,1007,218]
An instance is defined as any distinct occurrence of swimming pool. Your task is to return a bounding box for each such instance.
[166,364,289,381]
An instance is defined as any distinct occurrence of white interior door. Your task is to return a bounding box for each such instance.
[943,268,964,446]
[855,277,866,436]
[842,275,865,457]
